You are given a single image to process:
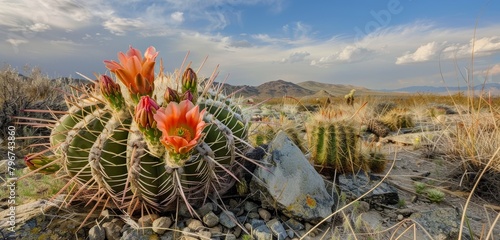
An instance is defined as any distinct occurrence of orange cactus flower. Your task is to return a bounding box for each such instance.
[153,100,206,157]
[104,46,158,101]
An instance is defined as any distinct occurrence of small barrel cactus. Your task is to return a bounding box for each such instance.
[366,119,390,138]
[380,108,414,131]
[306,108,365,174]
[306,108,387,175]
[30,46,249,214]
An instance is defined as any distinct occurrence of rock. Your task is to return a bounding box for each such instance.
[247,212,260,219]
[0,195,91,239]
[198,230,211,239]
[258,208,271,221]
[152,217,172,235]
[120,229,154,240]
[233,226,242,237]
[252,224,273,240]
[186,219,204,231]
[203,211,220,227]
[137,214,158,227]
[89,225,106,240]
[338,172,399,205]
[225,233,237,240]
[409,208,469,240]
[266,219,287,240]
[197,203,214,216]
[219,211,237,229]
[250,218,266,228]
[359,211,385,233]
[103,221,122,240]
[244,201,259,212]
[284,218,304,231]
[250,131,336,223]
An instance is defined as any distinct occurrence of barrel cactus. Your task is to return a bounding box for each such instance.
[306,108,386,176]
[27,46,249,215]
[380,108,414,131]
[306,108,366,174]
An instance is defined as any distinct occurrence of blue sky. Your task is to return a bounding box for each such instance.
[1,0,500,90]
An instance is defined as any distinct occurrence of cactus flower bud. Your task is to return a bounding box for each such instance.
[182,90,194,102]
[135,96,159,129]
[182,68,197,91]
[181,68,198,102]
[164,87,180,104]
[134,96,163,156]
[24,154,60,174]
[99,75,125,110]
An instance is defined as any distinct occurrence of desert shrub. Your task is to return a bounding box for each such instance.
[0,65,71,154]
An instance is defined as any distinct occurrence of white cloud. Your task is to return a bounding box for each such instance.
[396,41,440,64]
[311,45,375,67]
[6,38,28,47]
[0,0,97,32]
[28,23,51,32]
[103,17,145,36]
[170,11,185,23]
[397,36,500,64]
[280,51,310,63]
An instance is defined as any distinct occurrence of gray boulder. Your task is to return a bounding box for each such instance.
[250,131,337,223]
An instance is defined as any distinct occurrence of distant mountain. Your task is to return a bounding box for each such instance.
[216,79,315,99]
[297,81,388,96]
[256,80,315,98]
[383,83,500,94]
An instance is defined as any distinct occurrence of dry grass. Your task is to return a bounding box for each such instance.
[0,64,72,156]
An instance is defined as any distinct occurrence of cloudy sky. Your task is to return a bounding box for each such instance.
[1,0,500,90]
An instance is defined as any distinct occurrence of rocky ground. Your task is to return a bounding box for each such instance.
[1,112,500,240]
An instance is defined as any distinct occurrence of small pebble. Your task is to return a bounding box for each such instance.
[209,226,222,235]
[198,230,211,239]
[102,221,121,240]
[225,233,237,240]
[244,201,259,212]
[219,211,237,229]
[197,203,214,216]
[233,227,242,238]
[258,208,272,221]
[244,223,252,231]
[88,225,105,240]
[203,211,220,228]
[186,219,204,231]
[152,217,172,235]
[229,199,239,209]
[247,212,260,219]
[138,214,158,227]
[397,214,404,221]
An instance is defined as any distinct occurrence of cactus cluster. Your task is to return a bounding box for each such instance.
[27,46,249,214]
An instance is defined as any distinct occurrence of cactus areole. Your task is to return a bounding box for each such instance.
[44,46,249,214]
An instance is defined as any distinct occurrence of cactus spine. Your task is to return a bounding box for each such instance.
[33,46,249,214]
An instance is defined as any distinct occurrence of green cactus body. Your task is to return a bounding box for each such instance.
[307,119,363,174]
[45,66,249,214]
